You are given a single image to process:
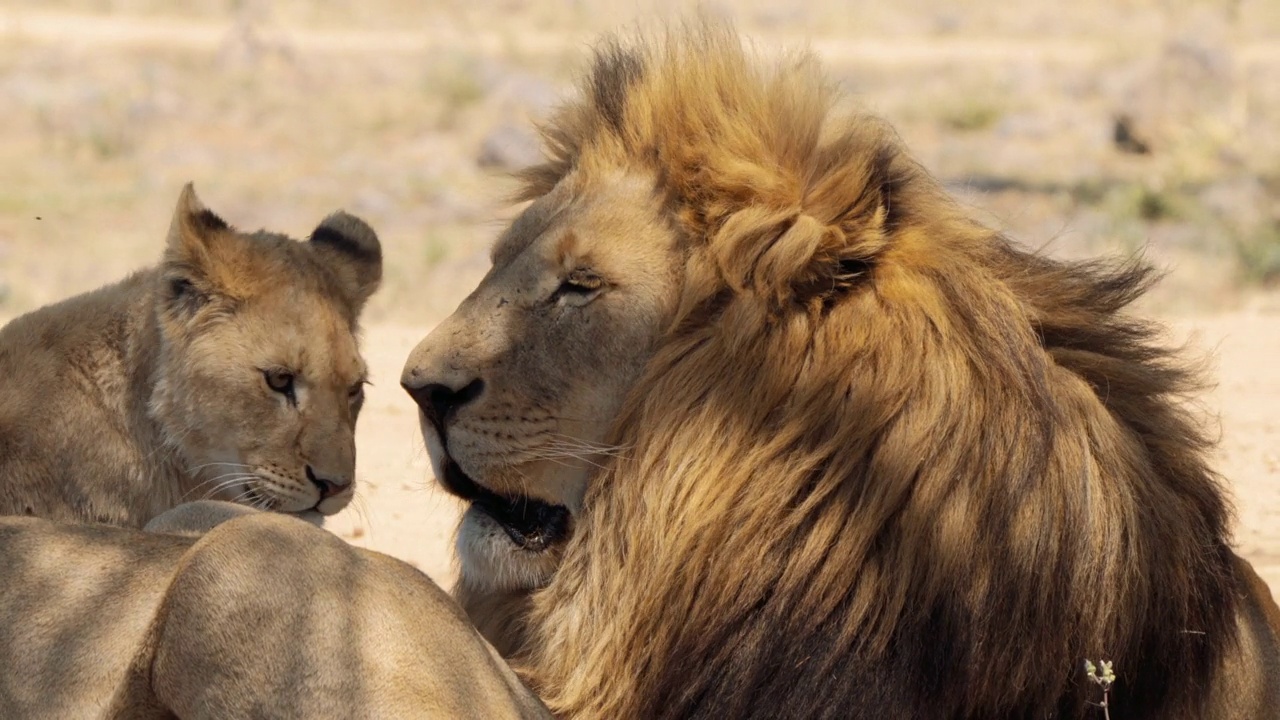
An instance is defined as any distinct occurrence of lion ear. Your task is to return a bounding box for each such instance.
[750,144,911,307]
[754,214,876,304]
[161,182,234,317]
[307,212,383,314]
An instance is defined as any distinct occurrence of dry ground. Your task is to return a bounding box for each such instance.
[0,2,1277,598]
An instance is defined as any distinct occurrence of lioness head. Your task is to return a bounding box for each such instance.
[154,185,381,515]
[402,171,681,591]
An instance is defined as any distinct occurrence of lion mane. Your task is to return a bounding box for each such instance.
[513,25,1243,719]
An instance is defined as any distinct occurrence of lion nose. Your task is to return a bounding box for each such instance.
[306,466,351,500]
[401,377,485,426]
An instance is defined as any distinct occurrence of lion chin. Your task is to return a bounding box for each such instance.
[416,411,569,593]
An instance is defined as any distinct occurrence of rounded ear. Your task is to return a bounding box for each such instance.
[757,213,880,307]
[162,182,233,317]
[709,209,880,310]
[308,212,383,313]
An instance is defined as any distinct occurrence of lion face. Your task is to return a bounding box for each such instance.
[402,171,681,590]
[152,187,381,516]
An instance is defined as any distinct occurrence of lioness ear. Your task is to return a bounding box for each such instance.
[162,182,233,317]
[308,212,383,314]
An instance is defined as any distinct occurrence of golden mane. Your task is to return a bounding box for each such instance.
[519,24,1238,718]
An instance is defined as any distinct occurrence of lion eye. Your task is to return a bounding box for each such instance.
[263,369,296,402]
[553,269,605,304]
[348,382,366,402]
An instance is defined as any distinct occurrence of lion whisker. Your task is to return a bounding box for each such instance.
[521,448,615,470]
[539,441,630,458]
[543,433,632,453]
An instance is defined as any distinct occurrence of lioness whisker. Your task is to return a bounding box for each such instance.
[188,461,254,474]
[350,491,373,538]
[198,482,252,502]
[194,475,259,502]
[182,472,258,501]
[228,487,259,506]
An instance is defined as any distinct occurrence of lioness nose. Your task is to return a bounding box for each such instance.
[401,377,485,426]
[306,466,351,500]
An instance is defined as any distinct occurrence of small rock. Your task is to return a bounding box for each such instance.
[1111,115,1151,155]
[995,112,1058,142]
[352,188,395,216]
[476,123,543,171]
[489,72,560,118]
[1199,177,1268,227]
[1109,8,1236,156]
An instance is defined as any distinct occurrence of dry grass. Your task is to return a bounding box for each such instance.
[0,0,1278,324]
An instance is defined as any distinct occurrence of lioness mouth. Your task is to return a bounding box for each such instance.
[439,455,571,552]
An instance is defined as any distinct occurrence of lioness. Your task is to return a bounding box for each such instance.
[0,184,379,526]
[0,510,551,719]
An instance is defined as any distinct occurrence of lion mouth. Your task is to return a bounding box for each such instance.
[439,455,572,553]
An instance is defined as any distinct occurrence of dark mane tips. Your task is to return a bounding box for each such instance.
[590,39,646,136]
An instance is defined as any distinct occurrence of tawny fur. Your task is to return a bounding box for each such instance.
[0,511,551,719]
[496,24,1280,719]
[0,185,379,527]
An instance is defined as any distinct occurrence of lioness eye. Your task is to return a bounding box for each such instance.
[263,369,296,401]
[348,382,365,401]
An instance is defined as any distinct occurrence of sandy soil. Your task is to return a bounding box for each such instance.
[0,3,1277,600]
[1182,313,1280,598]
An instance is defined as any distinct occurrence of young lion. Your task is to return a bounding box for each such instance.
[0,184,380,527]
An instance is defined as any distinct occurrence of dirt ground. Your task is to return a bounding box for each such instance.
[0,2,1277,599]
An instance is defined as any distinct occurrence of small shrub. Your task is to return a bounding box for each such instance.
[422,231,450,267]
[1135,186,1181,221]
[425,54,488,129]
[1234,221,1280,286]
[940,100,1002,132]
[1101,182,1187,224]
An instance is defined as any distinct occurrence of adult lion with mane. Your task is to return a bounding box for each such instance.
[402,22,1280,719]
[0,22,1276,720]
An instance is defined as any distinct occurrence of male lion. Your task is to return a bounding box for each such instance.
[0,184,378,526]
[400,23,1280,718]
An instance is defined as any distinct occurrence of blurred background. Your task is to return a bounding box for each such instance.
[1,0,1277,592]
[2,0,1279,320]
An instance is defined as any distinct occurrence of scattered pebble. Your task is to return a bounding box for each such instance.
[476,123,543,171]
